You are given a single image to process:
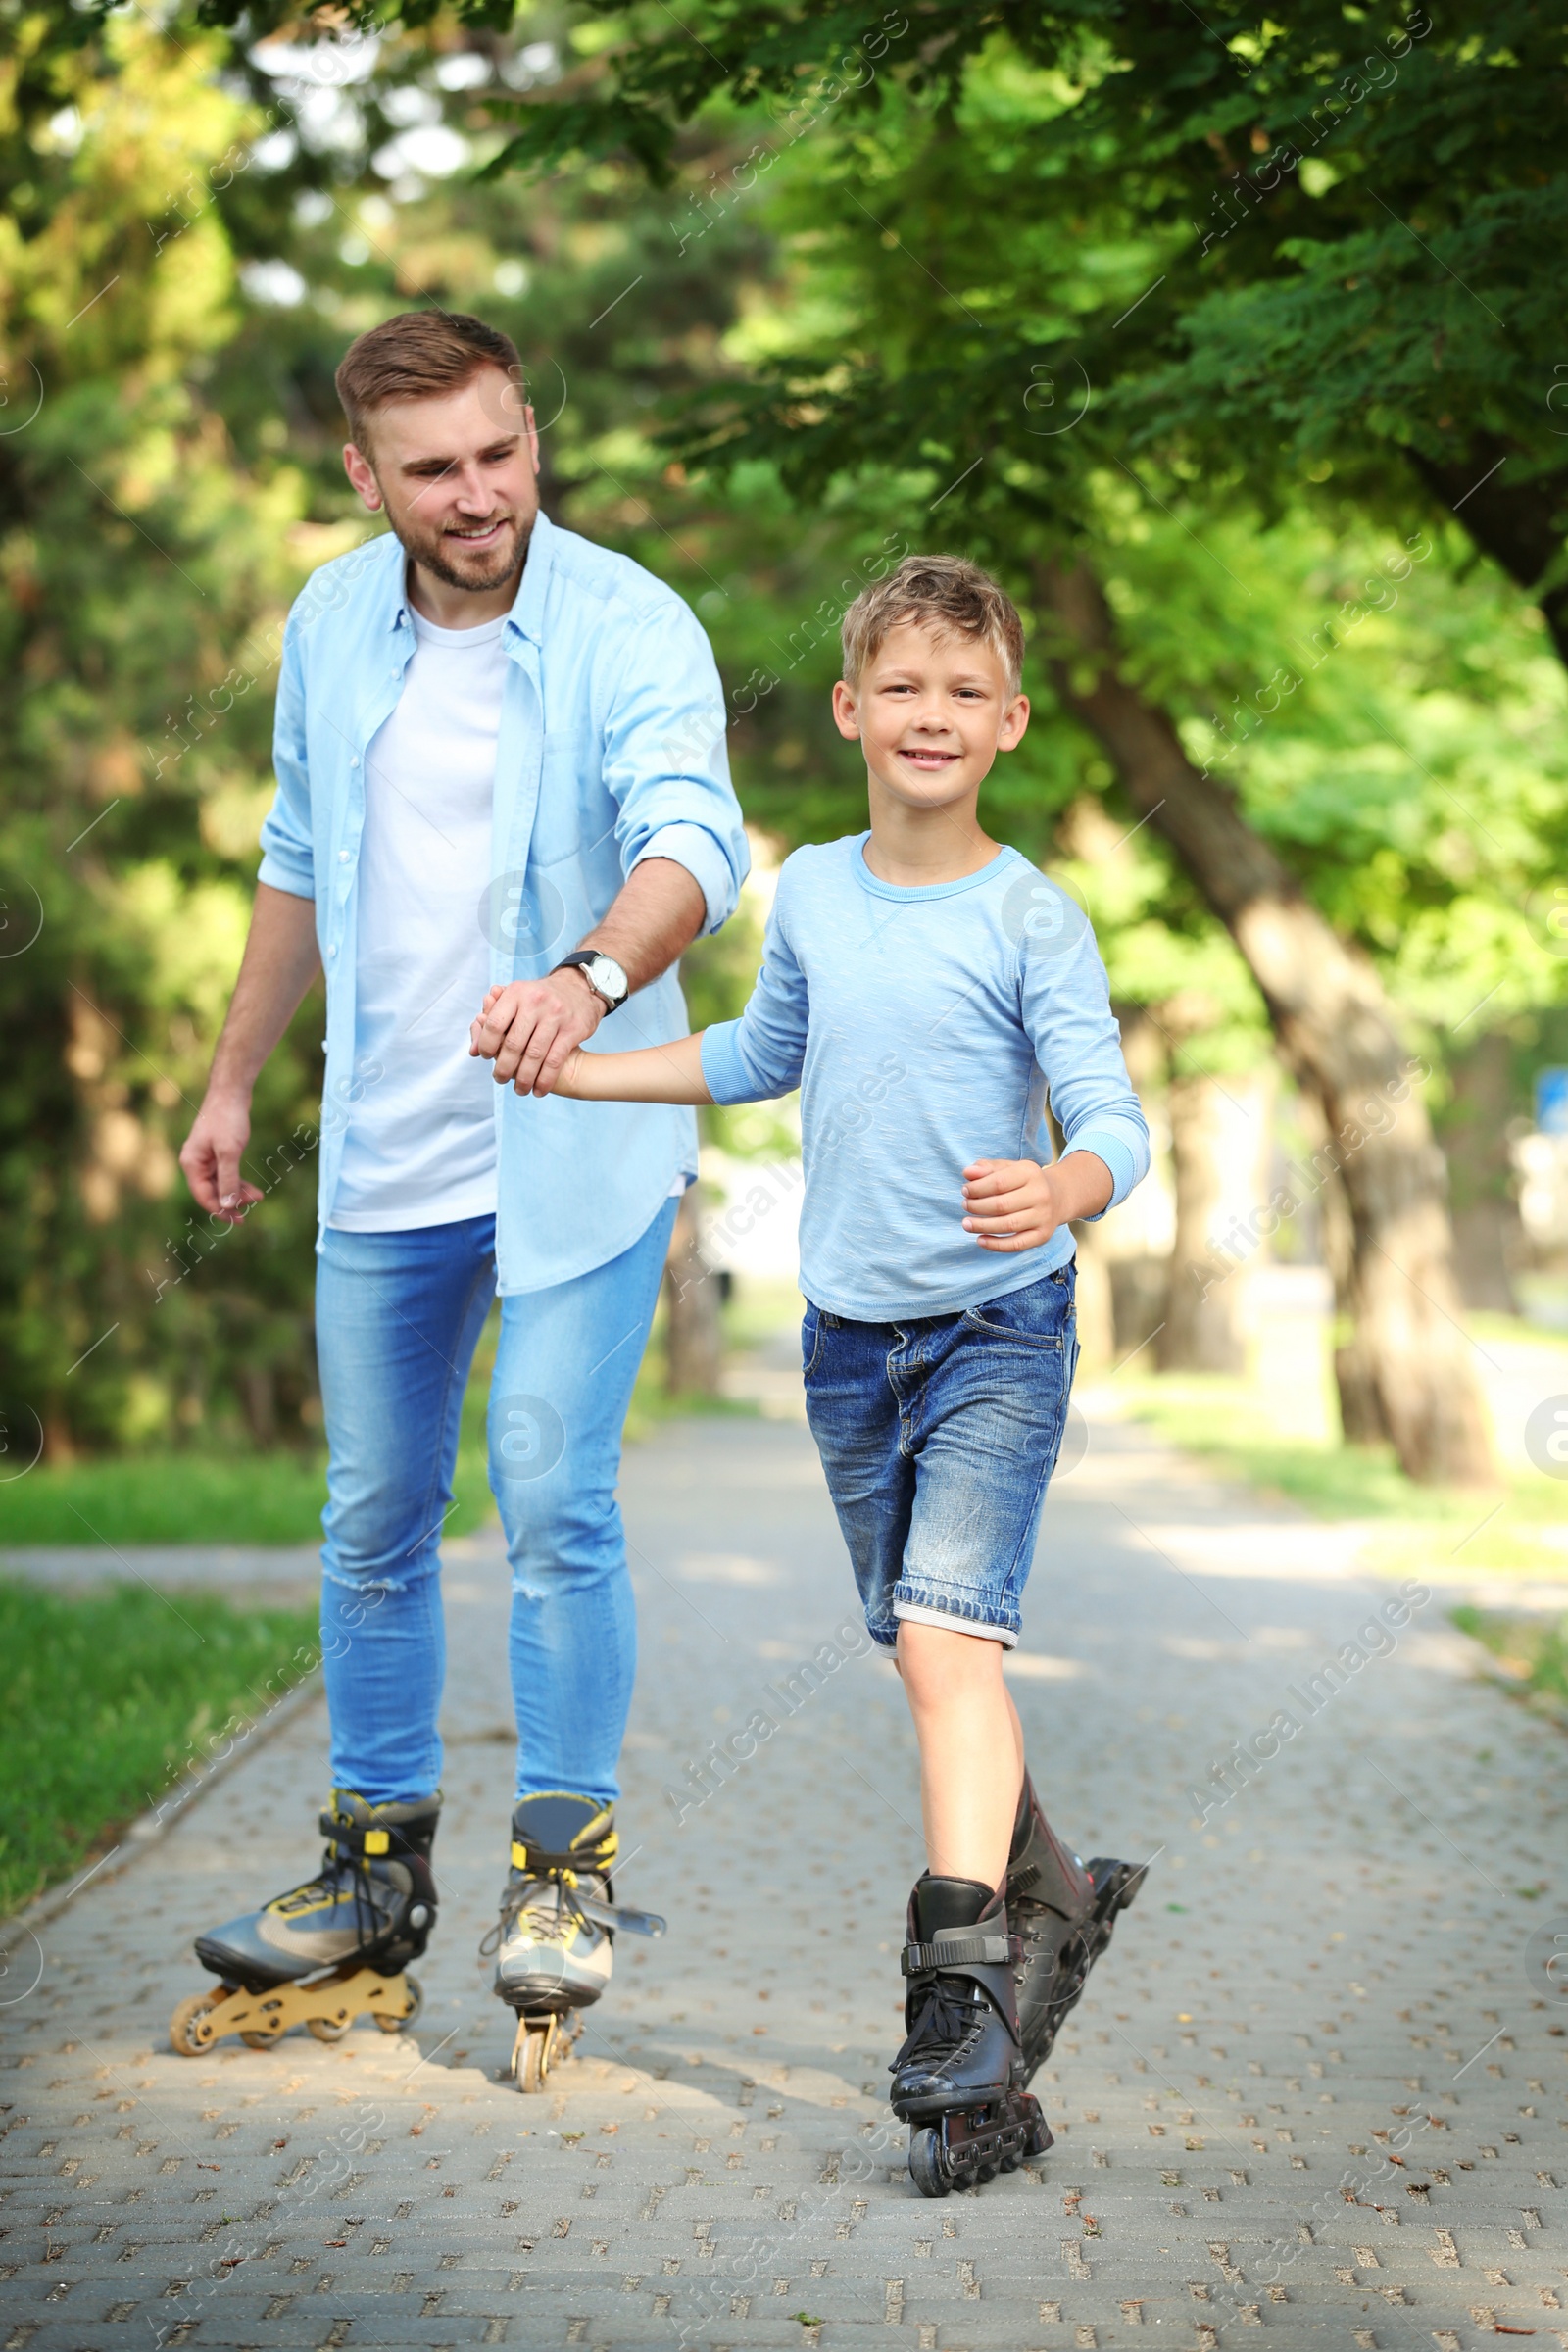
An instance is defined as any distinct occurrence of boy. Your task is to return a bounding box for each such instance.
[472,554,1151,2193]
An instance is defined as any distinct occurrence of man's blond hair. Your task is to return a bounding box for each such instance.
[841,554,1025,693]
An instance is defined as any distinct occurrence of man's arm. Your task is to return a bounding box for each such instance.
[469,857,706,1096]
[178,884,321,1221]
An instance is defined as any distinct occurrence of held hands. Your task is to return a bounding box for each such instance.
[468,968,602,1096]
[962,1153,1111,1252]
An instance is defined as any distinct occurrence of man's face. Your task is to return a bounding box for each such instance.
[342,366,541,593]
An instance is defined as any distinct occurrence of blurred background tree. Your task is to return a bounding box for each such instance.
[4,0,1567,1502]
[425,0,1568,1481]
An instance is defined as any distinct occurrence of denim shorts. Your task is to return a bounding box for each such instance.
[801,1263,1078,1649]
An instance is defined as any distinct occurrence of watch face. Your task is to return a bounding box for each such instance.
[588,954,628,1004]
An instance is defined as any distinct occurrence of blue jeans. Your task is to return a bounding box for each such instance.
[314,1200,678,1809]
[802,1263,1078,1649]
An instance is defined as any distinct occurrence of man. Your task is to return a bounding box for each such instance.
[175,311,747,2080]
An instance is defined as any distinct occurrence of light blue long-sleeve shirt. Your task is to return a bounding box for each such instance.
[700,835,1150,1320]
[257,511,749,1294]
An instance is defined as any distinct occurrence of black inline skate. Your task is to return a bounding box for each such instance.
[890,1874,1053,2197]
[481,1792,665,2092]
[170,1790,439,2055]
[1007,1772,1145,2079]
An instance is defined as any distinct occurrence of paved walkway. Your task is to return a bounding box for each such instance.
[2,1401,1565,2350]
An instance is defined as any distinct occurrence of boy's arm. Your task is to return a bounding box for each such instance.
[550,1031,713,1106]
[1020,924,1152,1214]
[473,865,809,1108]
[962,914,1150,1253]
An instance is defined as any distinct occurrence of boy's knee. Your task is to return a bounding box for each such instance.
[895,1617,1005,1698]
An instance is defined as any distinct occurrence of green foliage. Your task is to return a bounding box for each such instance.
[0,13,326,1453]
[0,7,789,1452]
[421,0,1568,549]
[1450,1605,1568,1713]
[14,0,1568,1469]
[0,1578,318,1915]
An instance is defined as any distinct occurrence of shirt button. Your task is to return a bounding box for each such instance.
[328,944,338,958]
[339,851,350,863]
[351,756,360,768]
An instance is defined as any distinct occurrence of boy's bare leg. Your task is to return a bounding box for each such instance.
[895,1621,1026,1888]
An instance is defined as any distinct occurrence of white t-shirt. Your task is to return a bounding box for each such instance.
[328,609,505,1232]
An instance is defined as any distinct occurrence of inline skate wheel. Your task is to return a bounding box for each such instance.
[374,1974,422,2033]
[514,2017,555,2093]
[907,2127,952,2199]
[307,2013,351,2043]
[169,1991,220,2057]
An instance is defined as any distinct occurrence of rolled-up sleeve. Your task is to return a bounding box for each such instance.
[602,599,749,934]
[700,890,809,1104]
[1025,927,1151,1216]
[257,618,316,901]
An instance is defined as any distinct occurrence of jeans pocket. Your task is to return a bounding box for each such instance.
[960,1269,1069,1348]
[802,1304,825,1375]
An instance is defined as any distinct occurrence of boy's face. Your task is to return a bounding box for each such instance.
[831,619,1029,814]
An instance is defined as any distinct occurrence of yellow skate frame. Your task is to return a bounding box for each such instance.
[170,1965,421,2054]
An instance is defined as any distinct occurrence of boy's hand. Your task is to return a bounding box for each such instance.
[962,1152,1112,1251]
[961,1159,1067,1252]
[469,971,602,1097]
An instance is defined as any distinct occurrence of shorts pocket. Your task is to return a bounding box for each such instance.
[960,1267,1072,1348]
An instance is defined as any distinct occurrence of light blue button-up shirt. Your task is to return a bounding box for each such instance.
[258,511,749,1294]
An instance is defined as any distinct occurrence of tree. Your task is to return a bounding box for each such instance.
[1,3,801,1446]
[0,10,328,1455]
[397,0,1568,1481]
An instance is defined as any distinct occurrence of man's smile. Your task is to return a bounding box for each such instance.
[444,515,511,549]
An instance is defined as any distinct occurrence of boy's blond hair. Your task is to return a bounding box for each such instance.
[840,554,1025,695]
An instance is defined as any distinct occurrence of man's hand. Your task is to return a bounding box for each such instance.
[179,1091,265,1224]
[961,1151,1113,1252]
[178,883,320,1226]
[469,967,604,1096]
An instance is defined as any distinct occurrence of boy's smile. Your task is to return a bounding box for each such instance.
[832,616,1030,883]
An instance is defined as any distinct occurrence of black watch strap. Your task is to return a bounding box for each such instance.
[554,950,625,1012]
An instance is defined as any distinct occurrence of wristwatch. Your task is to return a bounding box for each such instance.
[554,949,629,1015]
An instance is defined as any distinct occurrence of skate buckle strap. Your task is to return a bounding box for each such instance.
[319,1814,400,1857]
[902,1931,1018,1975]
[511,1831,618,1874]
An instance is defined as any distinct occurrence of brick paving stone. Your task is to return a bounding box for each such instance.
[1,1402,1565,2350]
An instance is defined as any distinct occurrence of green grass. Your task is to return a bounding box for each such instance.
[0,1580,318,1919]
[1450,1603,1568,1710]
[0,1446,496,1548]
[1113,1365,1568,1580]
[0,1283,771,1548]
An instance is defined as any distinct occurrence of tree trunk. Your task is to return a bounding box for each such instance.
[1442,1031,1519,1314]
[1034,555,1496,1485]
[663,1186,722,1396]
[1068,1218,1114,1375]
[1160,1069,1271,1374]
[1298,1091,1390,1446]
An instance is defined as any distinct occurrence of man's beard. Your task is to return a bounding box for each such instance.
[394,506,532,594]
